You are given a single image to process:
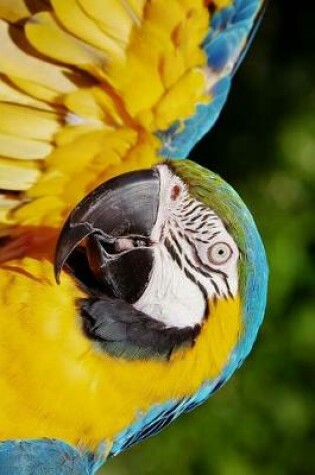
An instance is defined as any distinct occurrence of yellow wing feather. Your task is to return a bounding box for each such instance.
[0,0,215,230]
[0,0,48,23]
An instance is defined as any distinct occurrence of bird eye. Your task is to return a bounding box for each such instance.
[208,242,233,265]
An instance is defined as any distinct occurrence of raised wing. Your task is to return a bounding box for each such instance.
[0,0,265,231]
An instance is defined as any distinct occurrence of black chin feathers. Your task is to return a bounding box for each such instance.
[80,297,201,361]
[65,246,200,361]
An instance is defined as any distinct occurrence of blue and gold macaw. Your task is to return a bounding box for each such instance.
[0,1,268,473]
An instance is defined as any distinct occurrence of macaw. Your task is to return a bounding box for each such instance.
[0,0,268,474]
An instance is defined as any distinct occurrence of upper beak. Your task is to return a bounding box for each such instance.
[54,168,160,302]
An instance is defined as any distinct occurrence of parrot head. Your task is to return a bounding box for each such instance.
[54,159,268,367]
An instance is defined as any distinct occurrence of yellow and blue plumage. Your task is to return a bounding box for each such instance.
[0,1,268,473]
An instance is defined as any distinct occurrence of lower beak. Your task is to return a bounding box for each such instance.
[54,168,160,303]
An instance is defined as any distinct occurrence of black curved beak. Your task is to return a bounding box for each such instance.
[54,168,160,302]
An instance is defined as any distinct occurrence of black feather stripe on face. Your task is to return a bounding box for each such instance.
[162,195,235,303]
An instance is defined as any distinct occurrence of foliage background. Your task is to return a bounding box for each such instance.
[104,1,315,473]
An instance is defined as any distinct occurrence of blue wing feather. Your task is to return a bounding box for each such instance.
[157,77,231,159]
[0,439,105,475]
[157,0,265,160]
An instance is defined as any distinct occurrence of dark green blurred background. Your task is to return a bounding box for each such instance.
[104,1,315,474]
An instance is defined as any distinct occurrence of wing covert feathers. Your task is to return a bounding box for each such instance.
[0,0,264,229]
